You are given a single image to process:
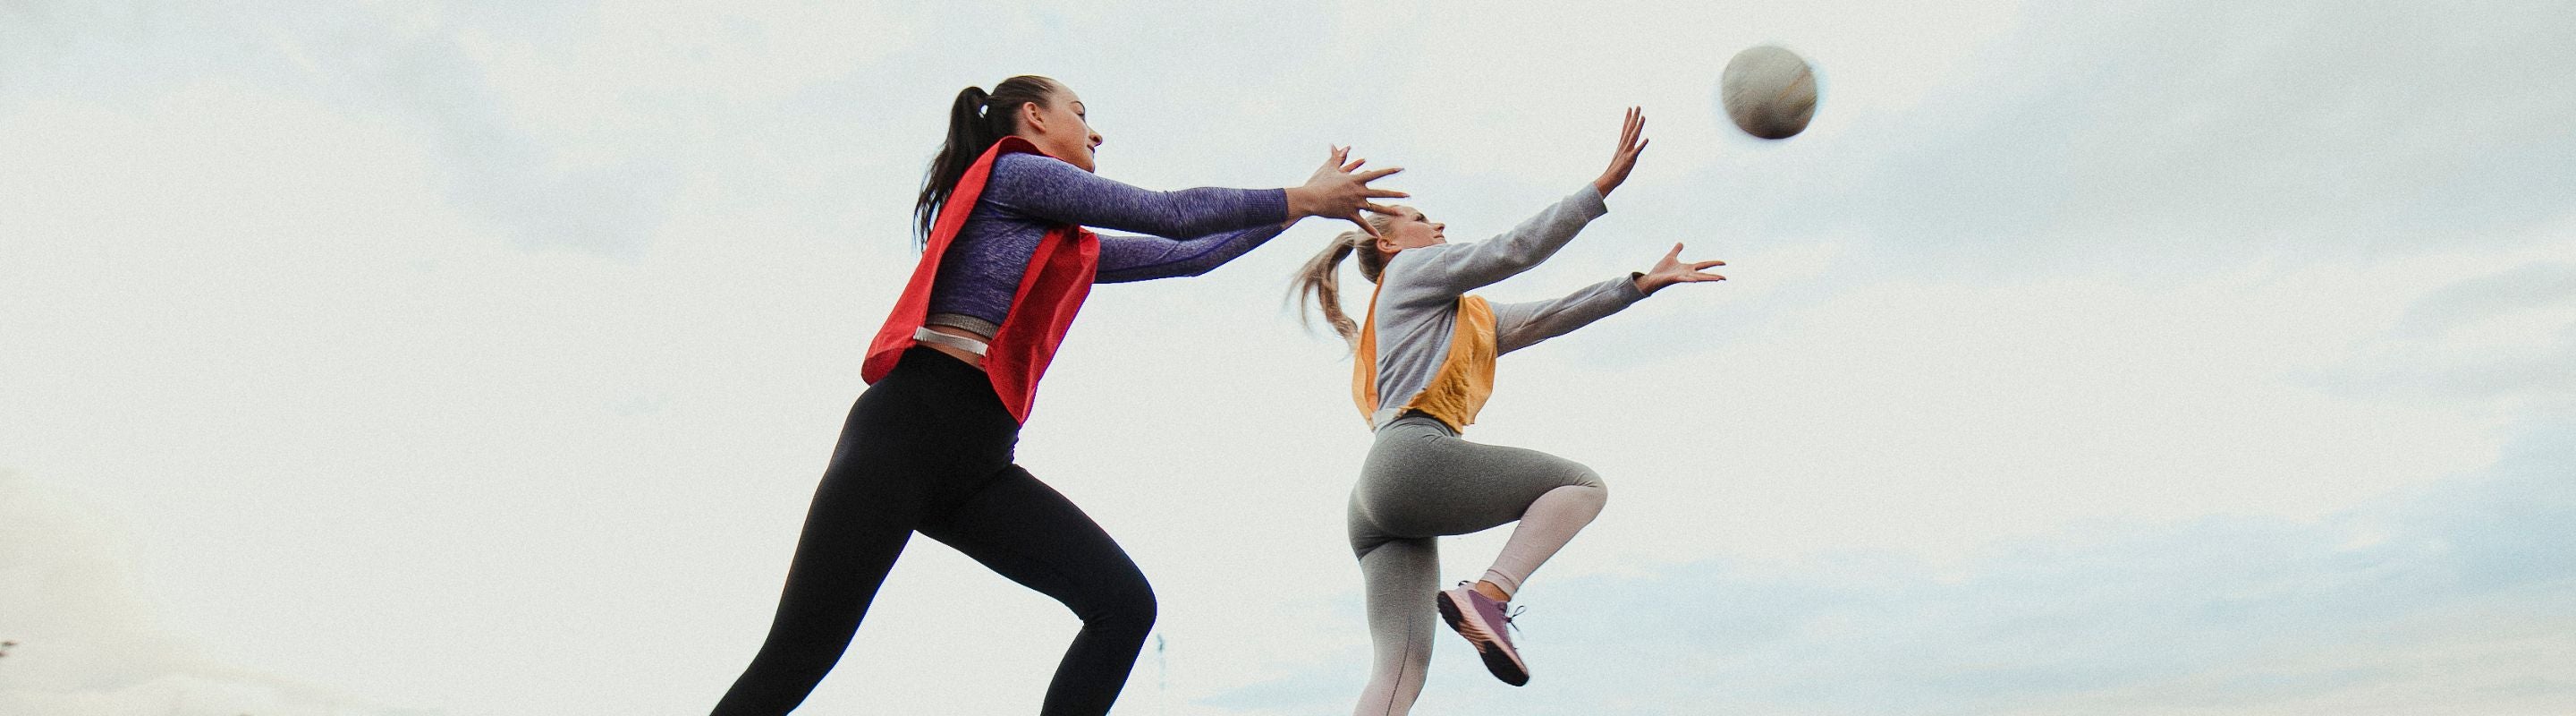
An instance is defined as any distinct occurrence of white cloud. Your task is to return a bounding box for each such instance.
[2337,238,2576,413]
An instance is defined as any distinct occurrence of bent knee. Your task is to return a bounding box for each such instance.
[1554,468,1609,515]
[1568,464,1607,493]
[1122,586,1159,626]
[1081,577,1158,630]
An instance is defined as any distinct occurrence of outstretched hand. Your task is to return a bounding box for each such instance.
[1633,243,1724,294]
[1289,145,1408,236]
[1593,107,1649,197]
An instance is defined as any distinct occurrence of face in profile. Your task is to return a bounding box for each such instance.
[1022,86,1105,172]
[1374,206,1446,255]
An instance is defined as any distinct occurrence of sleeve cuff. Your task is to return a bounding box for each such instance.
[1256,187,1292,224]
[1574,183,1610,218]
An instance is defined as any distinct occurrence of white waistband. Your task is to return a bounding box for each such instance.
[913,327,990,356]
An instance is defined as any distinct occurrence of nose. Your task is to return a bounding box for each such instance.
[1089,131,1104,149]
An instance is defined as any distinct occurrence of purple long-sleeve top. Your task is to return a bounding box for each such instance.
[924,152,1290,335]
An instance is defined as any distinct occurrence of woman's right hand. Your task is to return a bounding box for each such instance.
[1287,145,1408,236]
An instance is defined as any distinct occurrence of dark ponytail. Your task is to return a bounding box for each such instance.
[914,75,1063,247]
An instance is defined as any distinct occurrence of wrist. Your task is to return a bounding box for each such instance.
[1285,186,1323,219]
[1631,271,1658,295]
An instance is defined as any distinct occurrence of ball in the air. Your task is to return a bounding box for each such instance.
[1719,46,1818,140]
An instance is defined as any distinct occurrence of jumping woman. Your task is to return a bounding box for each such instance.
[711,75,1404,716]
[1289,107,1726,715]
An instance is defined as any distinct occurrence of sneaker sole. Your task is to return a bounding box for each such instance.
[1436,590,1530,686]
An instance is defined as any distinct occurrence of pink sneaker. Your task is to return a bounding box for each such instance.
[1436,583,1530,686]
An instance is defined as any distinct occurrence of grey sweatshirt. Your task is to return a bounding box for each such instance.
[1367,184,1648,430]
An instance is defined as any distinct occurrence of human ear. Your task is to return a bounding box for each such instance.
[1019,101,1048,134]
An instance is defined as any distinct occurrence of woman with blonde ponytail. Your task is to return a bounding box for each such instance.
[1290,222,1395,340]
[710,75,1404,716]
[1294,107,1727,715]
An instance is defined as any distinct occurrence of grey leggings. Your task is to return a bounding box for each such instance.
[1346,415,1609,716]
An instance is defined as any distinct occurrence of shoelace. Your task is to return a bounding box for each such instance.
[1453,582,1533,644]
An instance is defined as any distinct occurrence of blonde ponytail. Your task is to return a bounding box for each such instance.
[1290,220,1395,346]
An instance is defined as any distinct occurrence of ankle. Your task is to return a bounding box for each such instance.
[1472,580,1512,603]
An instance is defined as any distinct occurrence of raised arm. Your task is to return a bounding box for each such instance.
[985,147,1408,240]
[1377,107,1650,295]
[983,153,1286,237]
[1092,224,1287,283]
[1391,185,1610,295]
[1091,147,1409,283]
[1493,275,1648,354]
[1496,242,1726,354]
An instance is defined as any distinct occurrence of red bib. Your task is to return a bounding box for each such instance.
[863,137,1098,423]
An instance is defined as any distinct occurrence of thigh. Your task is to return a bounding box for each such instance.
[1356,536,1440,637]
[710,386,960,714]
[918,465,1153,614]
[1358,431,1601,539]
[1347,487,1398,559]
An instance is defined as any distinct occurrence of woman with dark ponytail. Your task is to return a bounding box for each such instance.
[708,75,1403,716]
[1294,108,1727,715]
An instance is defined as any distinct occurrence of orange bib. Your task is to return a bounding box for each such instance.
[1351,283,1498,432]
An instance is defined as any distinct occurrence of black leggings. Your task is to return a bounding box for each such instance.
[711,348,1157,716]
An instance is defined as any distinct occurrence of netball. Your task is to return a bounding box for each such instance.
[1720,45,1818,140]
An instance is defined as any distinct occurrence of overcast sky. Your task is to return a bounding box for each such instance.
[4,1,2572,714]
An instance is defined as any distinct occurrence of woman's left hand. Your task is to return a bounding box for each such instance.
[1593,107,1648,197]
[1634,243,1725,294]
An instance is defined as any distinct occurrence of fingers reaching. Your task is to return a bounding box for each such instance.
[1646,240,1728,289]
[1621,107,1643,151]
[1594,107,1649,196]
[1298,142,1409,230]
